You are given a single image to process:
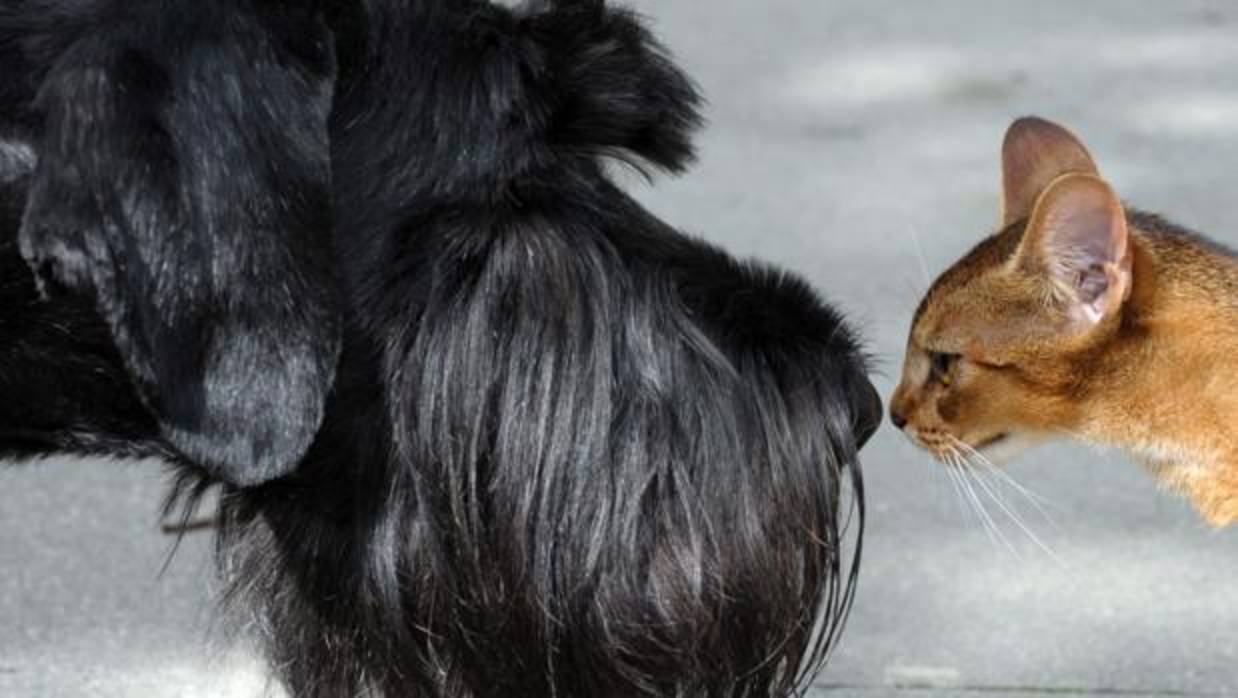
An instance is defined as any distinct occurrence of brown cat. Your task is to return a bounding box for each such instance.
[890,116,1238,527]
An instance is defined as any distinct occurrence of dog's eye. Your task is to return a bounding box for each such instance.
[928,351,959,386]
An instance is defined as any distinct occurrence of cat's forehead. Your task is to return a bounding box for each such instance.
[911,222,1025,345]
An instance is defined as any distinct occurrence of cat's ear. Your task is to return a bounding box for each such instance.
[1001,117,1099,226]
[1015,173,1132,330]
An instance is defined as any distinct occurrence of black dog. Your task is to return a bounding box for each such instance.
[0,1,881,696]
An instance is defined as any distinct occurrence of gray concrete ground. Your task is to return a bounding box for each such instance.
[3,1,1238,696]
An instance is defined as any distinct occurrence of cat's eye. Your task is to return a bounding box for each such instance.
[972,357,1011,370]
[928,351,959,385]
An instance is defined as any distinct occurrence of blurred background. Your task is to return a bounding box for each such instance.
[2,1,1236,696]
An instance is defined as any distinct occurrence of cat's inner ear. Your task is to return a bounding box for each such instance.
[1017,173,1132,329]
[1001,116,1099,226]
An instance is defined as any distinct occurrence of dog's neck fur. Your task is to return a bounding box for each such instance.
[1079,226,1238,525]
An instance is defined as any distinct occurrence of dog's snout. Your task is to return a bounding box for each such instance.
[855,379,883,449]
[889,405,907,430]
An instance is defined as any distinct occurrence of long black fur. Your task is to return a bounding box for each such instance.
[1,0,342,486]
[0,1,881,696]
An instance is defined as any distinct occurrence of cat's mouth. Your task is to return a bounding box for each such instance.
[974,433,1009,451]
[910,429,1020,465]
[965,431,1040,467]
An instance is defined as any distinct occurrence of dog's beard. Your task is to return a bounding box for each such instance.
[205,209,870,697]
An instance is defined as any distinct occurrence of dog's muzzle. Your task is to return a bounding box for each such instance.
[856,379,883,449]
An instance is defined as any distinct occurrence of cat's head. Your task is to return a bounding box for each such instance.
[890,117,1133,463]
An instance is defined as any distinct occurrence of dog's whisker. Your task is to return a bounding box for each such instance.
[159,516,220,535]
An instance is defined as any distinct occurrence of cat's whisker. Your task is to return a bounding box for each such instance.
[948,447,1016,557]
[950,437,1069,569]
[966,456,1066,569]
[945,445,1007,543]
[985,462,1068,530]
[906,223,933,291]
[954,439,1064,523]
[942,449,988,538]
[941,452,980,533]
[938,450,976,527]
[951,439,1038,524]
[900,279,925,307]
[961,466,1022,560]
[985,463,1062,515]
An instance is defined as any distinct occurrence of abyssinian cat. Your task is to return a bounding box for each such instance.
[890,116,1238,527]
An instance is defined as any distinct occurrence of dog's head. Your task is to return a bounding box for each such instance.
[0,2,882,696]
[296,2,881,696]
[327,0,702,224]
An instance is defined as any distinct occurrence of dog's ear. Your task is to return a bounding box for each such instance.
[11,1,340,486]
[522,0,704,173]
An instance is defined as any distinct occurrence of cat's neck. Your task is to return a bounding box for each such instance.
[1080,221,1238,525]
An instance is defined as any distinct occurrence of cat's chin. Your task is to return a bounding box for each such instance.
[969,432,1041,465]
